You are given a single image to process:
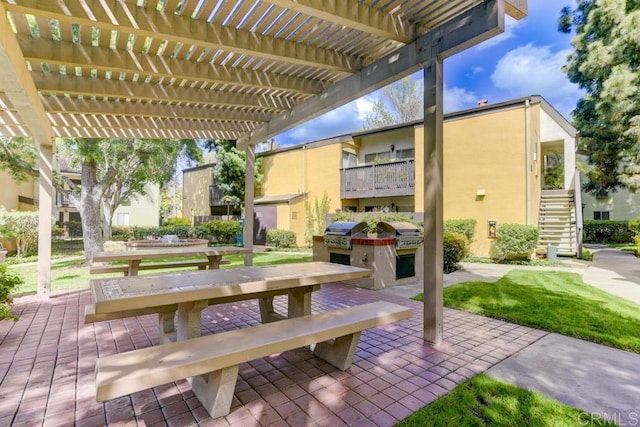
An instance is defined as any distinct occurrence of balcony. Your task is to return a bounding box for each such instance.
[57,191,71,207]
[341,159,415,199]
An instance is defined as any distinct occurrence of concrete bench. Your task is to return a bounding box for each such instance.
[89,259,230,275]
[95,301,411,419]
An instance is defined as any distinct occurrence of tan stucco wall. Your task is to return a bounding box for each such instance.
[416,105,531,256]
[182,167,213,222]
[260,143,345,246]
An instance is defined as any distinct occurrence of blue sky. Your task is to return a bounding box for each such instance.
[272,0,583,148]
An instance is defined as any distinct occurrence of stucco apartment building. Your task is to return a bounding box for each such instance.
[184,96,581,257]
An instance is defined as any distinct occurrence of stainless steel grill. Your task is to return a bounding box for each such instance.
[324,222,367,250]
[378,221,422,249]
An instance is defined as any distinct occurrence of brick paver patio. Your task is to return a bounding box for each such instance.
[0,282,547,426]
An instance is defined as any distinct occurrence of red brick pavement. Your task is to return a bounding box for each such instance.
[0,282,547,426]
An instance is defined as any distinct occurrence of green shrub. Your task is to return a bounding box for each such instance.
[266,229,297,249]
[0,263,23,321]
[0,208,40,258]
[444,219,477,243]
[131,225,208,240]
[64,221,83,238]
[580,248,594,261]
[628,217,640,237]
[360,212,414,234]
[495,224,539,260]
[583,220,633,243]
[164,217,192,226]
[111,226,133,241]
[201,220,242,243]
[331,211,356,223]
[443,232,469,273]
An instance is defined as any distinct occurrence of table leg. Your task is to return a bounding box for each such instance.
[258,297,277,323]
[176,300,208,341]
[207,255,222,270]
[288,288,311,318]
[158,311,176,344]
[128,260,141,276]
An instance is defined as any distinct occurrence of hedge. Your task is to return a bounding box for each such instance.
[266,229,297,249]
[201,220,242,243]
[583,220,633,243]
[131,225,208,240]
[495,224,539,260]
[443,232,469,273]
[444,219,477,243]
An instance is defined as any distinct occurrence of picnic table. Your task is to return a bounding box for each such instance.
[85,261,373,343]
[90,245,252,276]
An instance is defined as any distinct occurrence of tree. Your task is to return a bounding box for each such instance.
[56,139,201,261]
[0,137,38,182]
[0,208,40,258]
[559,0,640,193]
[204,140,263,206]
[364,77,423,129]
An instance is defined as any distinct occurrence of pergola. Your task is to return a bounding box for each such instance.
[0,0,526,344]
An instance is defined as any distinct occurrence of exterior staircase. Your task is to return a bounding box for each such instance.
[538,190,579,256]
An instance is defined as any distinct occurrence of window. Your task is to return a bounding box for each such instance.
[364,152,390,164]
[116,212,130,225]
[396,148,414,160]
[593,211,610,220]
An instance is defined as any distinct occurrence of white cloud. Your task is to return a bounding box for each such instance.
[475,16,522,51]
[491,44,582,99]
[444,86,478,113]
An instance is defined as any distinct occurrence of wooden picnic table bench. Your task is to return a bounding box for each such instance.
[95,301,412,419]
[90,246,250,276]
[85,262,373,343]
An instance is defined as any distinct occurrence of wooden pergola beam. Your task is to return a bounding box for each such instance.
[18,36,324,96]
[0,2,52,144]
[262,0,414,43]
[31,71,300,112]
[238,0,504,148]
[41,95,272,124]
[6,0,360,73]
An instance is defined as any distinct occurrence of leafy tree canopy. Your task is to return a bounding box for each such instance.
[205,139,263,204]
[560,0,640,193]
[0,137,38,182]
[364,77,423,129]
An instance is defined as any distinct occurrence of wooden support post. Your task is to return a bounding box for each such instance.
[423,56,444,345]
[243,145,255,266]
[37,143,54,299]
[313,332,361,371]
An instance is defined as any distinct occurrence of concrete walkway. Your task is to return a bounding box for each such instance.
[582,244,640,305]
[381,246,640,425]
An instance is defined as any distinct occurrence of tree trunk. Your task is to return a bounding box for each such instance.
[80,159,104,263]
[101,205,112,242]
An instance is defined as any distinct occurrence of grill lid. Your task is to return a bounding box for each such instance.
[377,221,421,236]
[325,221,367,236]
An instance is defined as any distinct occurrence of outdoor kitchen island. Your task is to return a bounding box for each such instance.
[313,221,424,290]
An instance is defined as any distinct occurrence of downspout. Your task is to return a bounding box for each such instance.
[525,99,531,225]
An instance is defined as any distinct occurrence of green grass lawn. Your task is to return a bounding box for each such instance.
[413,270,640,353]
[10,252,313,295]
[398,374,615,426]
